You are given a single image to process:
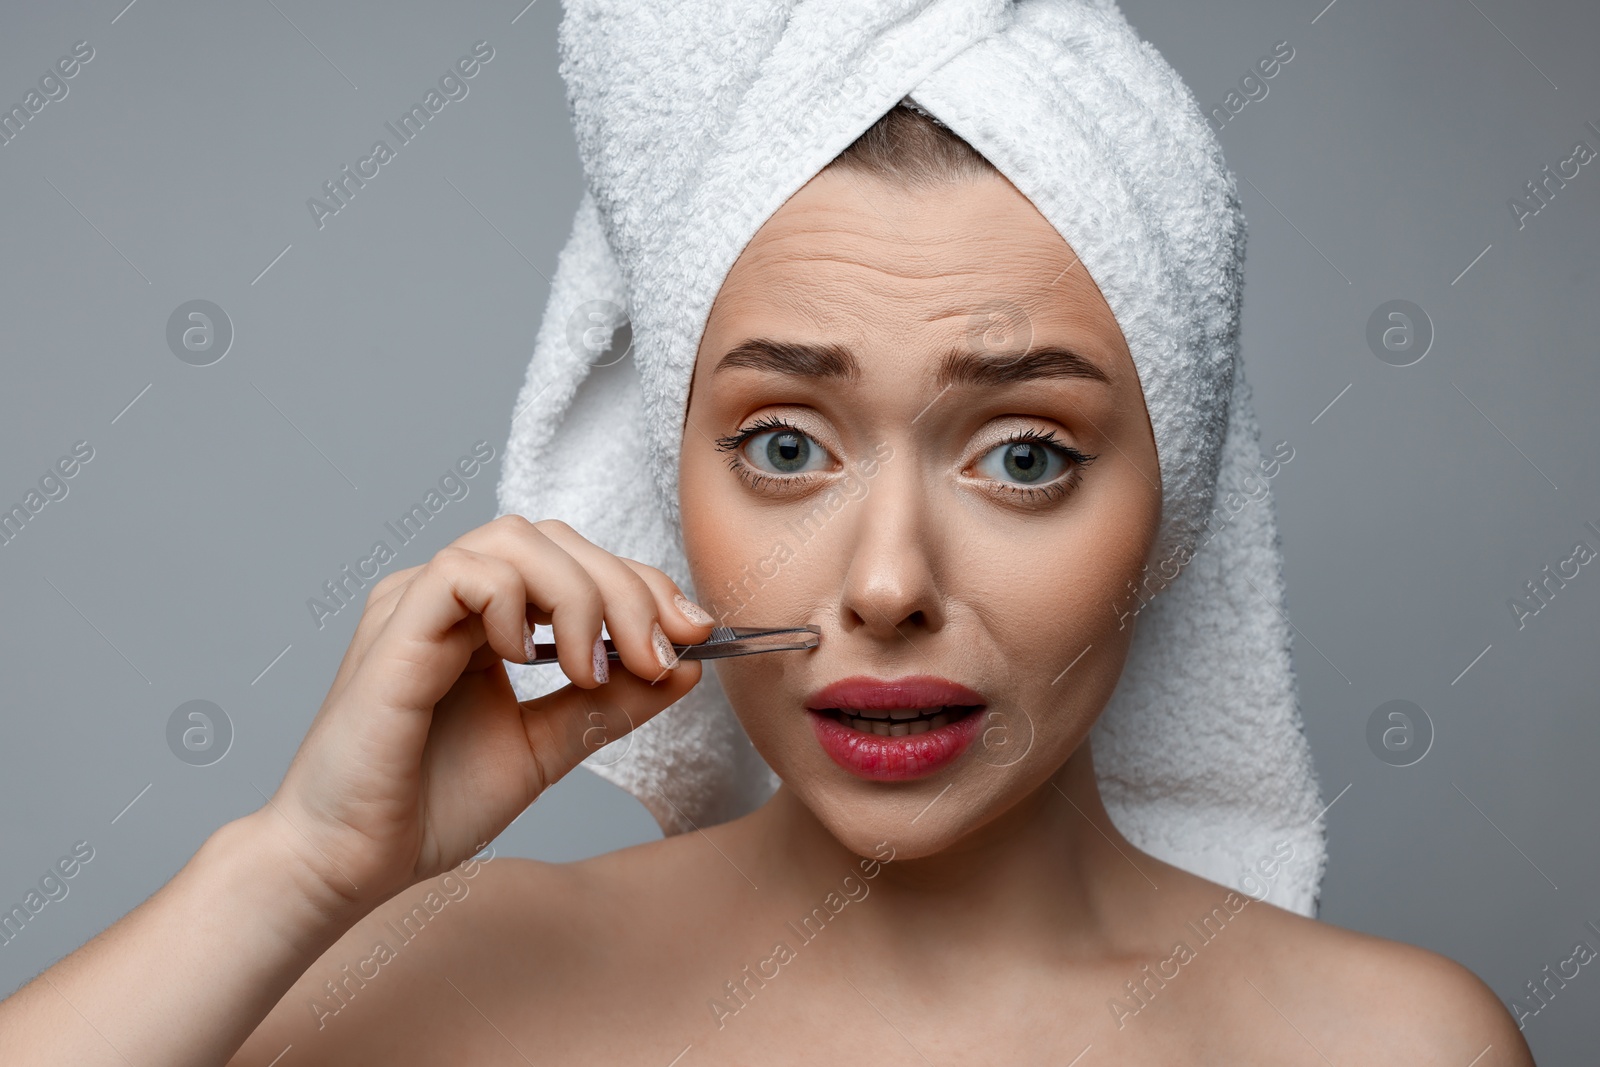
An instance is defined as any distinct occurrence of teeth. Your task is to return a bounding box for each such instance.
[844,706,949,723]
[839,710,958,736]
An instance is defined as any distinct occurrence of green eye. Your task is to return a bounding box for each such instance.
[971,429,1097,503]
[979,440,1059,484]
[748,428,826,474]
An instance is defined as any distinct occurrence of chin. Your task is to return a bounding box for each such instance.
[800,786,970,860]
[783,744,1048,861]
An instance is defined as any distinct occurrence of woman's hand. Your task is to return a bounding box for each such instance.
[265,514,714,917]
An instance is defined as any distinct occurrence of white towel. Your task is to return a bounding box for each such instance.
[497,0,1326,916]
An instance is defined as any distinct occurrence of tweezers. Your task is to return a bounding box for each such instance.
[524,624,819,665]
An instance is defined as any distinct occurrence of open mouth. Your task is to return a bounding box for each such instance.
[804,675,989,780]
[816,704,984,737]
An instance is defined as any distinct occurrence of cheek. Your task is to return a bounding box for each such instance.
[954,478,1159,775]
[676,443,838,750]
[968,483,1157,685]
[678,445,731,601]
[678,444,805,623]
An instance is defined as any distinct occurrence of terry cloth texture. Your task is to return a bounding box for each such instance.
[497,0,1327,916]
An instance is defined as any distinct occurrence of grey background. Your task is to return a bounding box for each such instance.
[0,0,1595,1059]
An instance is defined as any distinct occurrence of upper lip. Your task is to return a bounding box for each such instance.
[805,675,987,712]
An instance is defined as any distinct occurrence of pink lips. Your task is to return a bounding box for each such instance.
[804,675,987,781]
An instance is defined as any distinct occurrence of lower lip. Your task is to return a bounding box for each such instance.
[805,707,986,781]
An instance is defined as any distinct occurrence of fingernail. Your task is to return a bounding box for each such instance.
[592,635,609,685]
[524,621,536,663]
[651,622,679,672]
[673,593,715,626]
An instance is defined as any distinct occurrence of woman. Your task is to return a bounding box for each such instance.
[0,4,1532,1064]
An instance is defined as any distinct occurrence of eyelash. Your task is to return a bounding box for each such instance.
[711,416,1098,504]
[980,427,1099,503]
[712,414,815,496]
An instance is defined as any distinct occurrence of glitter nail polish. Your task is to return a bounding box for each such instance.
[651,622,678,671]
[673,593,715,626]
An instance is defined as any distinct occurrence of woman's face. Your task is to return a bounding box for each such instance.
[678,167,1162,858]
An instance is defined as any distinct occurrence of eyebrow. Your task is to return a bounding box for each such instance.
[711,337,1114,390]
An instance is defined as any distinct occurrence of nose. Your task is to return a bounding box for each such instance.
[835,457,946,643]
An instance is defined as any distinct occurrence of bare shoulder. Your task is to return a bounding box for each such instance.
[229,827,721,1066]
[228,851,606,1066]
[1229,897,1534,1066]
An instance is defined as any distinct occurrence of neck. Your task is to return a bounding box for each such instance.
[732,739,1162,970]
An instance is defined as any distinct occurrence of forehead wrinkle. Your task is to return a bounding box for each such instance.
[723,254,1041,312]
[740,209,1068,273]
[707,178,1125,384]
[731,227,1082,301]
[730,244,972,286]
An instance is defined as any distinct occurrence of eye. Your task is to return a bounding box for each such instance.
[745,425,832,476]
[713,414,833,489]
[971,429,1097,503]
[972,441,1062,486]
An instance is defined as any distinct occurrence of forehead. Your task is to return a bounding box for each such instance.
[700,169,1130,369]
